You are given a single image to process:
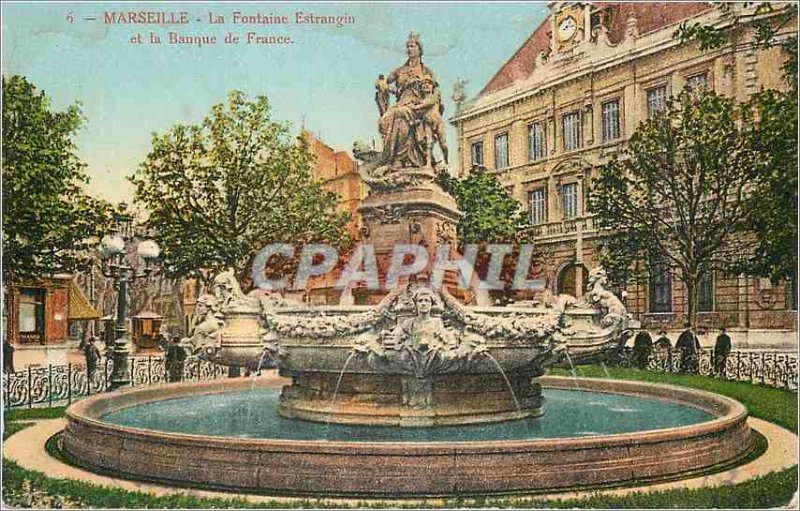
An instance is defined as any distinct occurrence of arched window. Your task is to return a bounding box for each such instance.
[557,263,588,297]
[698,271,714,312]
[649,261,672,313]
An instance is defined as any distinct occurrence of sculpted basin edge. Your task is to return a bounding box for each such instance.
[61,375,754,495]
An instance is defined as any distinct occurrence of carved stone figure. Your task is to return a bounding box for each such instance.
[188,294,224,357]
[375,33,447,171]
[354,287,488,391]
[625,14,639,40]
[451,77,467,107]
[212,268,259,311]
[387,288,456,350]
[580,267,627,327]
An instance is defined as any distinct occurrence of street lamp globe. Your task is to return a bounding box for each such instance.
[100,234,125,258]
[137,240,161,260]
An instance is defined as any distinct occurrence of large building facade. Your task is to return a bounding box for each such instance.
[451,2,797,345]
[288,131,367,304]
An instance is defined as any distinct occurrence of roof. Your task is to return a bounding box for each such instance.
[480,2,714,96]
[68,281,101,320]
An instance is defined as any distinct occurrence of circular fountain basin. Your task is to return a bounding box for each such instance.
[62,375,754,496]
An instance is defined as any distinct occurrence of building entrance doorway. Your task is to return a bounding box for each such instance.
[557,263,588,297]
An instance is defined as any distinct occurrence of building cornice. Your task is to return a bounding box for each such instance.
[451,7,760,125]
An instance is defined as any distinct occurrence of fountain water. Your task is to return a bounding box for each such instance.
[326,351,358,429]
[483,352,522,414]
[600,361,612,378]
[564,350,579,379]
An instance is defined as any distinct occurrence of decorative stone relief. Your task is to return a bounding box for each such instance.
[185,294,225,358]
[591,23,614,48]
[361,204,408,224]
[625,14,639,41]
[436,222,456,245]
[577,267,629,328]
[353,287,491,380]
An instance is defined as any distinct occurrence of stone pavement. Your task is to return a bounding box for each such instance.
[3,416,797,507]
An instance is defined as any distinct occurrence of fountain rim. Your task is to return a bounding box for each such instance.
[263,304,603,315]
[65,375,747,451]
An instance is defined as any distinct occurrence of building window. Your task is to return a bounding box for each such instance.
[699,271,714,312]
[686,73,708,92]
[647,85,667,117]
[601,100,620,142]
[494,133,508,170]
[19,288,45,342]
[528,122,546,161]
[562,112,581,151]
[788,272,798,311]
[471,141,484,167]
[528,188,547,225]
[649,262,672,313]
[561,182,578,220]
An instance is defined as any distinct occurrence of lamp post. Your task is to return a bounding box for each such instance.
[99,216,160,391]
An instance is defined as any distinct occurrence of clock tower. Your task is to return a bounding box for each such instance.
[549,2,592,54]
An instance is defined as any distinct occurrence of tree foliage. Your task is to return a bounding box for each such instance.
[674,2,798,283]
[437,166,528,245]
[674,2,797,91]
[738,88,797,283]
[2,75,113,283]
[589,90,762,328]
[437,166,539,303]
[130,91,351,285]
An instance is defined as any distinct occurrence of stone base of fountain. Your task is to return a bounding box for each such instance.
[279,371,543,426]
[62,376,755,497]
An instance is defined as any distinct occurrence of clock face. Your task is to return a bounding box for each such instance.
[558,16,577,40]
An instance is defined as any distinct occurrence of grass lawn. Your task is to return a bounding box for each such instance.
[548,365,798,431]
[2,367,797,509]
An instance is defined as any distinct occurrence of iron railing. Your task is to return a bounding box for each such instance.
[610,347,798,390]
[4,348,795,410]
[2,356,228,410]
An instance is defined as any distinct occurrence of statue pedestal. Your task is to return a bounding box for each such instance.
[357,180,461,302]
[279,371,544,426]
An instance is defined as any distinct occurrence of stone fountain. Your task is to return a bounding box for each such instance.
[190,263,632,427]
[184,32,636,426]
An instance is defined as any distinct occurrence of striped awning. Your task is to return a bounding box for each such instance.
[68,280,100,320]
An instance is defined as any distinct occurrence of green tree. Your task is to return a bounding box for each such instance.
[740,89,797,284]
[675,2,797,284]
[437,166,528,245]
[589,90,762,329]
[675,2,797,91]
[2,75,113,283]
[437,166,538,303]
[130,91,351,287]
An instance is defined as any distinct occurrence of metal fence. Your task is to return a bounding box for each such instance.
[610,347,798,390]
[2,356,228,410]
[4,348,795,410]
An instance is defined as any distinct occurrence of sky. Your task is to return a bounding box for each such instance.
[2,1,549,204]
